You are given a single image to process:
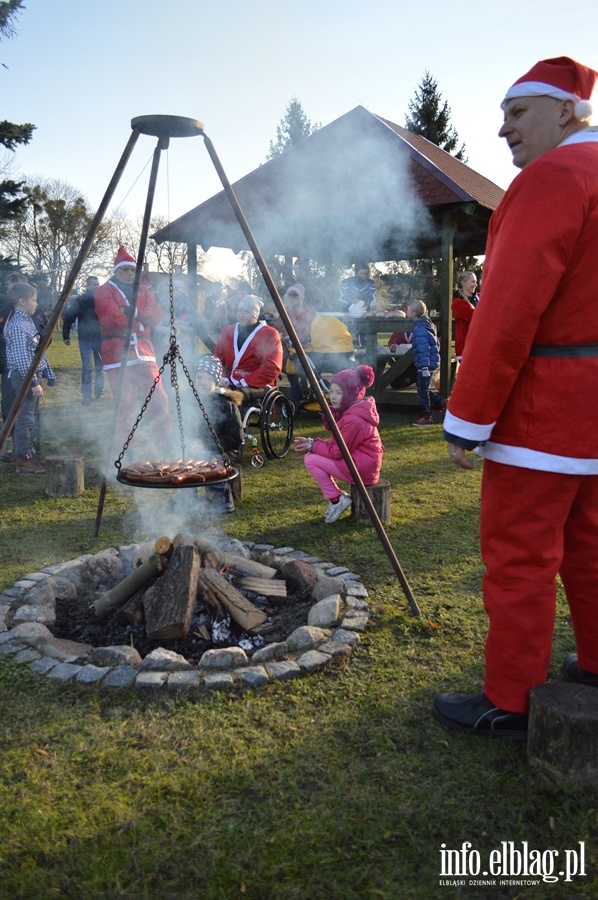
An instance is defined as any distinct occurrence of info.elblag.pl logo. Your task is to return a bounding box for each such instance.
[439,841,587,885]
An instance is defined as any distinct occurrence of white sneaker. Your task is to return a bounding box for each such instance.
[325,492,352,523]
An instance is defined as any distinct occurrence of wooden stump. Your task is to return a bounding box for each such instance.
[45,454,84,498]
[230,465,243,500]
[350,478,391,524]
[528,683,598,786]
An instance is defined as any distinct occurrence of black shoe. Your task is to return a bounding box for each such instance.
[563,653,598,688]
[433,691,528,741]
[220,485,235,514]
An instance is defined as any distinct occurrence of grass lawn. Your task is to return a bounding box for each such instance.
[0,337,596,899]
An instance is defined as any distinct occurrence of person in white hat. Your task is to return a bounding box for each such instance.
[95,246,171,448]
[434,56,598,740]
[213,294,283,413]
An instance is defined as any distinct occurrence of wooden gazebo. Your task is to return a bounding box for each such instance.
[153,105,504,395]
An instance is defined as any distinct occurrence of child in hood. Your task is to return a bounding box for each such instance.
[294,364,383,522]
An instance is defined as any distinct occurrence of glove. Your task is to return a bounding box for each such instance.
[420,368,430,378]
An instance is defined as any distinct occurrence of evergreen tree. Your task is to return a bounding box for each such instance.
[267,97,320,159]
[0,1,35,239]
[405,71,467,162]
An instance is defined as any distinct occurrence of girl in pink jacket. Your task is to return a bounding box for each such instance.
[294,365,383,523]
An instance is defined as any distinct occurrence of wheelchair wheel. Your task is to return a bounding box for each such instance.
[260,389,294,459]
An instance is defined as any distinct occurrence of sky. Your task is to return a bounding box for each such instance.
[3,0,598,280]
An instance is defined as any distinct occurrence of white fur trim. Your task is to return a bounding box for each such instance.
[443,409,495,443]
[478,441,598,474]
[502,80,579,108]
[575,99,593,120]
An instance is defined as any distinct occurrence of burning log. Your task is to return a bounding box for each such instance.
[115,586,146,625]
[143,544,202,640]
[197,568,267,632]
[192,537,278,579]
[93,551,165,620]
[235,576,287,601]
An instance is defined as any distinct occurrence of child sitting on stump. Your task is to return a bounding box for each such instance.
[193,355,243,514]
[294,364,383,523]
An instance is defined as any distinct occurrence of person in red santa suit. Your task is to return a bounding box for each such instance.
[213,294,283,414]
[95,246,171,448]
[434,56,598,741]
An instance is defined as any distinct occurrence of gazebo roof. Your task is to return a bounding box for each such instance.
[153,105,504,263]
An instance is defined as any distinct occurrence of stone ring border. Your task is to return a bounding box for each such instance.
[0,541,370,693]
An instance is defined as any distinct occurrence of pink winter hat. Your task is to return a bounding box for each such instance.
[330,365,375,411]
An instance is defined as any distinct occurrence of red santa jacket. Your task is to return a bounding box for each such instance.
[214,321,282,388]
[444,131,598,474]
[95,280,163,369]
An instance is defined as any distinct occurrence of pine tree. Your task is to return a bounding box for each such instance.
[405,71,467,162]
[0,1,35,239]
[267,97,320,159]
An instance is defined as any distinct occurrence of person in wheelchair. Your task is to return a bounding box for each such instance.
[309,311,357,378]
[213,294,283,415]
[193,355,244,514]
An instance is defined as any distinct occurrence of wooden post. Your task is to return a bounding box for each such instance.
[528,683,598,786]
[45,455,84,497]
[350,478,391,524]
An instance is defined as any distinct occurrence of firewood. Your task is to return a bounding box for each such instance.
[143,545,202,640]
[197,568,267,631]
[115,587,146,625]
[154,536,173,557]
[235,576,287,599]
[93,553,165,619]
[192,538,277,579]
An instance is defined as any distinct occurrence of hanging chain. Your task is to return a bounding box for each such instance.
[114,242,232,471]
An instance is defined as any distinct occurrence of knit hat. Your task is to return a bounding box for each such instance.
[285,283,305,300]
[501,56,598,121]
[113,246,137,270]
[194,355,223,383]
[330,365,375,412]
[237,294,263,318]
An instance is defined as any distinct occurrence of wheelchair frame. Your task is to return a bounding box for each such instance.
[240,387,294,469]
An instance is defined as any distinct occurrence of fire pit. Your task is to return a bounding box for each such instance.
[0,535,370,692]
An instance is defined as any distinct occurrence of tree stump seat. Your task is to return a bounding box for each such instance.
[45,454,84,498]
[350,478,391,524]
[528,683,598,787]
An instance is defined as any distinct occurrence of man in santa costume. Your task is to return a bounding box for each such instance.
[214,294,282,413]
[95,246,171,448]
[434,57,598,740]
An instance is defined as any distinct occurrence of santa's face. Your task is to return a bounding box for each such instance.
[114,265,136,284]
[499,95,569,169]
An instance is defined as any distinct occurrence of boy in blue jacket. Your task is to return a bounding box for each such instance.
[409,300,445,426]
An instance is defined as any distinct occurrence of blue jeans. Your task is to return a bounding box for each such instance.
[416,370,444,417]
[9,370,39,458]
[79,339,104,401]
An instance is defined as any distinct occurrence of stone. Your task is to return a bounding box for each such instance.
[77,664,110,684]
[199,647,249,669]
[341,614,369,632]
[265,660,301,681]
[9,621,53,641]
[325,566,349,577]
[318,640,352,658]
[332,629,361,647]
[296,650,332,673]
[203,671,234,690]
[47,662,82,681]
[13,648,41,664]
[136,671,168,690]
[0,640,26,656]
[279,558,318,594]
[10,604,56,628]
[89,646,142,667]
[103,665,139,688]
[311,576,347,601]
[140,648,193,670]
[167,670,202,690]
[251,642,288,663]
[286,625,331,652]
[308,596,343,628]
[346,581,368,599]
[30,657,59,675]
[236,665,269,687]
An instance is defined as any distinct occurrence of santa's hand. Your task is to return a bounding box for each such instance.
[447,442,475,470]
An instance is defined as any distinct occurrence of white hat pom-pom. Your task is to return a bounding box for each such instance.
[574,99,593,120]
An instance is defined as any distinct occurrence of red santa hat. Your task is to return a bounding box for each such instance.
[113,246,137,271]
[501,56,598,121]
[329,365,375,412]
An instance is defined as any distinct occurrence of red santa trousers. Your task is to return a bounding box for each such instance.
[106,362,171,449]
[481,459,598,713]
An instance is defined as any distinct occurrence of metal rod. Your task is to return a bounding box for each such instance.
[0,128,141,455]
[201,132,421,616]
[95,136,167,536]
